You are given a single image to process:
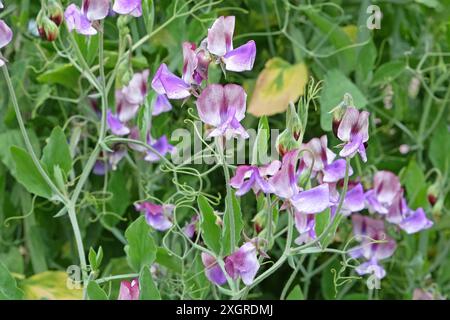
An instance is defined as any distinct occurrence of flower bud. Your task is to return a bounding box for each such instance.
[48,0,64,26]
[276,129,300,157]
[115,60,133,89]
[427,183,439,207]
[286,102,303,142]
[37,14,59,42]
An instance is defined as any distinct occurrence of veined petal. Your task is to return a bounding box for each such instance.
[337,107,359,142]
[82,0,110,21]
[339,133,362,158]
[0,19,13,49]
[118,279,140,300]
[323,159,352,183]
[223,84,247,122]
[207,16,235,57]
[122,69,149,106]
[269,149,300,199]
[196,84,224,126]
[373,171,402,206]
[223,40,256,72]
[355,261,386,279]
[182,42,198,85]
[291,184,330,214]
[201,253,227,285]
[342,183,365,213]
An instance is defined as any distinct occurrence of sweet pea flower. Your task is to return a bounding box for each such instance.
[92,145,127,175]
[182,42,210,85]
[365,171,402,215]
[64,0,110,36]
[300,135,353,183]
[349,214,397,279]
[107,70,149,135]
[387,191,433,234]
[268,149,330,214]
[201,253,227,286]
[144,135,175,163]
[230,160,281,196]
[152,93,172,116]
[134,202,173,231]
[112,0,142,17]
[206,16,256,72]
[183,215,199,239]
[337,107,370,162]
[224,242,259,285]
[196,84,249,139]
[118,279,140,300]
[294,211,316,245]
[0,19,13,66]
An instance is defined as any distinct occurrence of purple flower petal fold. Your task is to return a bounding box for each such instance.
[337,107,370,162]
[398,207,433,234]
[82,0,110,21]
[201,253,227,285]
[65,4,97,35]
[291,184,330,214]
[223,40,256,72]
[152,94,172,116]
[269,149,300,199]
[107,110,130,136]
[144,135,175,163]
[294,211,316,245]
[225,242,259,285]
[151,63,191,99]
[0,19,13,49]
[135,202,173,231]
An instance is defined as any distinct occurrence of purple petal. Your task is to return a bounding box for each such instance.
[373,171,402,206]
[230,165,254,195]
[145,135,175,162]
[291,184,330,214]
[398,208,433,234]
[0,19,13,49]
[115,90,139,123]
[182,42,198,85]
[121,69,149,106]
[351,214,385,239]
[201,253,227,285]
[294,212,316,245]
[269,149,299,199]
[207,16,235,57]
[225,242,259,286]
[65,4,97,35]
[339,133,362,158]
[342,183,365,214]
[258,160,281,177]
[107,110,130,136]
[224,84,247,122]
[93,160,108,175]
[112,0,142,17]
[82,0,110,21]
[196,84,225,127]
[223,40,256,72]
[151,64,190,99]
[135,202,173,231]
[323,159,352,183]
[153,94,172,116]
[302,135,336,172]
[108,146,127,171]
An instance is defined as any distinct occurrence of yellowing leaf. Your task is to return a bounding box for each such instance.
[248,58,308,117]
[20,271,82,300]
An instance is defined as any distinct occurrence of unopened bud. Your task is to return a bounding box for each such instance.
[37,16,59,42]
[286,102,303,141]
[276,130,300,157]
[427,183,439,207]
[48,0,64,26]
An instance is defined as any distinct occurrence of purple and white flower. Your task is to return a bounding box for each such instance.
[365,171,402,215]
[196,84,249,139]
[64,0,110,36]
[201,253,227,286]
[206,16,256,72]
[112,0,142,17]
[0,19,13,66]
[336,107,370,162]
[224,242,259,285]
[294,211,316,245]
[230,161,281,196]
[349,214,397,279]
[134,202,174,231]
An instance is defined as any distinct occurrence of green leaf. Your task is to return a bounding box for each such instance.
[320,69,367,131]
[401,159,429,209]
[139,266,161,300]
[36,64,80,89]
[315,208,331,237]
[429,120,450,178]
[88,246,103,271]
[124,216,157,271]
[370,60,405,87]
[222,191,244,255]
[197,195,222,255]
[41,127,72,176]
[86,281,108,300]
[142,0,155,35]
[103,169,130,227]
[0,261,24,300]
[155,247,182,274]
[10,146,52,199]
[0,129,41,174]
[286,285,304,300]
[20,271,82,300]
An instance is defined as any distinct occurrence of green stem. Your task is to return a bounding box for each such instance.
[96,273,139,284]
